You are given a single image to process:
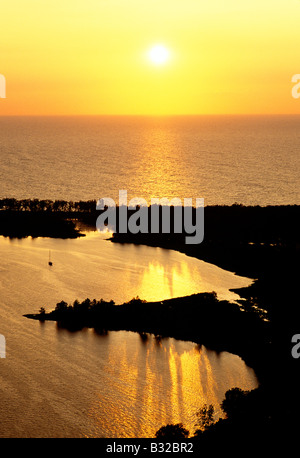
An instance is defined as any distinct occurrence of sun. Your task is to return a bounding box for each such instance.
[148,45,170,65]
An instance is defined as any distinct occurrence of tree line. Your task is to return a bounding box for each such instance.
[32,292,270,382]
[155,385,272,443]
[0,198,96,213]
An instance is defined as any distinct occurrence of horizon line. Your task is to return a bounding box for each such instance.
[1,113,300,117]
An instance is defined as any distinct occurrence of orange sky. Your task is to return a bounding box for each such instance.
[1,0,300,115]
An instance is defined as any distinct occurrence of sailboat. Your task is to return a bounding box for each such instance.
[48,250,53,266]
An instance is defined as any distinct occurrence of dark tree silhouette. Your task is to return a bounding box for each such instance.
[194,404,215,433]
[155,423,189,439]
[220,387,250,421]
[55,300,69,313]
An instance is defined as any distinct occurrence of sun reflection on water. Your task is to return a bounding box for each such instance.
[87,332,258,438]
[139,259,204,301]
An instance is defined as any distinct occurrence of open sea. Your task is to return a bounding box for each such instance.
[0,115,299,205]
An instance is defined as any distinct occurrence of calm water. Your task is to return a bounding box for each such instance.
[0,234,257,438]
[0,115,299,205]
[1,114,293,437]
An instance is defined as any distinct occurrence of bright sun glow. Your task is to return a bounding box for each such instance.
[2,1,300,115]
[148,45,170,65]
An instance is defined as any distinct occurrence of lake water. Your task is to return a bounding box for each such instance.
[0,233,258,438]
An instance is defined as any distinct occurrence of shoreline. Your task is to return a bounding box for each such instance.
[24,292,270,383]
[7,202,297,379]
[11,201,300,438]
[0,210,84,239]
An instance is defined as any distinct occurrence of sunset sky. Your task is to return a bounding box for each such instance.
[1,0,300,115]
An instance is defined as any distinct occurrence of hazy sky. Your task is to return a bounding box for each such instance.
[1,0,300,115]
